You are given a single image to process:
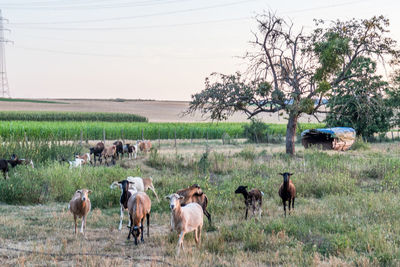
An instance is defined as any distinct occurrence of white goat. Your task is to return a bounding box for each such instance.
[126,176,159,202]
[68,189,92,235]
[69,158,84,168]
[110,180,138,230]
[166,193,203,255]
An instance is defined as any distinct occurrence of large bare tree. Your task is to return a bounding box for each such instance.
[187,13,399,155]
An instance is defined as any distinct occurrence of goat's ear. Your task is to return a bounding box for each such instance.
[244,186,248,189]
[88,190,92,194]
[278,173,284,176]
[289,173,294,176]
[178,195,184,199]
[165,196,170,200]
[117,181,123,184]
[76,190,82,193]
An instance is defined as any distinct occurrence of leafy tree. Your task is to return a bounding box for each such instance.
[186,13,399,155]
[325,57,393,138]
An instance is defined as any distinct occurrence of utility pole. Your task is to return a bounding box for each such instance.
[0,10,12,98]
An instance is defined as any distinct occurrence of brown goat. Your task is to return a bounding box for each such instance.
[102,145,116,165]
[127,192,151,245]
[177,184,211,225]
[234,186,263,220]
[138,140,152,153]
[69,189,92,235]
[278,172,296,217]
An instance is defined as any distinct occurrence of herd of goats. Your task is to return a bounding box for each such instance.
[69,172,296,255]
[0,139,297,255]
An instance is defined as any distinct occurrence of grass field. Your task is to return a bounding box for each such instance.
[0,98,68,104]
[0,140,399,266]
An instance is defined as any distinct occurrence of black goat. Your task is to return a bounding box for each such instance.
[234,185,263,219]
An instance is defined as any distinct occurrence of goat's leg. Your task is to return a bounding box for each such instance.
[292,197,295,210]
[204,209,212,225]
[194,228,198,244]
[140,218,144,242]
[177,231,185,255]
[118,205,124,231]
[198,225,202,245]
[149,185,160,202]
[288,199,292,215]
[146,213,150,238]
[245,206,248,220]
[127,214,133,240]
[80,215,85,235]
[74,215,77,235]
[283,200,286,217]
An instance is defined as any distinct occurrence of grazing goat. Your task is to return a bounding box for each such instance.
[0,159,10,179]
[177,184,211,225]
[234,186,263,220]
[69,158,84,169]
[127,192,151,245]
[102,145,117,166]
[278,172,296,217]
[166,193,203,255]
[138,140,152,153]
[69,189,92,235]
[75,153,91,165]
[0,156,34,179]
[126,176,160,202]
[10,154,34,168]
[113,141,123,160]
[89,142,105,165]
[110,179,138,230]
[123,143,137,159]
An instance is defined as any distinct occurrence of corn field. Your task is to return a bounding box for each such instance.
[0,121,324,141]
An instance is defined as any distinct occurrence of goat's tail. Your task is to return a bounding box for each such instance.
[261,191,264,196]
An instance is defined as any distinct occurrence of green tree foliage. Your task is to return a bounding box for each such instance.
[325,57,393,138]
[187,14,399,154]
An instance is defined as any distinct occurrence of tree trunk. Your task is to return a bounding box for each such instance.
[285,114,298,155]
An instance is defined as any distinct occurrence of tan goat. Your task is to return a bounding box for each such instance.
[126,176,160,202]
[102,145,116,165]
[177,184,211,225]
[166,193,203,255]
[69,189,92,235]
[127,192,151,245]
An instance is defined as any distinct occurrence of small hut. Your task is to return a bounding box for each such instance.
[301,127,356,151]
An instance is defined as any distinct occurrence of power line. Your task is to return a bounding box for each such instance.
[11,16,251,31]
[10,0,259,25]
[2,0,193,10]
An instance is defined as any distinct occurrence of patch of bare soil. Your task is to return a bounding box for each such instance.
[0,99,324,123]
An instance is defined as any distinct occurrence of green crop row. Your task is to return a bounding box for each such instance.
[0,121,324,141]
[0,111,148,122]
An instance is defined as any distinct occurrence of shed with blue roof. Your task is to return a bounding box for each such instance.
[301,127,356,151]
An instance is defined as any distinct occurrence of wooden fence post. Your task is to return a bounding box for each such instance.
[121,129,124,143]
[206,131,208,143]
[142,129,144,141]
[174,128,177,148]
[190,131,193,144]
[80,130,83,146]
[103,128,106,144]
[158,129,161,148]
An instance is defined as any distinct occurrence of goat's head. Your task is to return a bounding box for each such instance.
[279,172,294,183]
[131,226,141,245]
[189,184,203,195]
[118,180,132,193]
[76,189,92,202]
[234,185,248,195]
[89,147,95,154]
[10,154,18,161]
[165,193,183,211]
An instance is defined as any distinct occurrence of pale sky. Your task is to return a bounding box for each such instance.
[1,0,399,100]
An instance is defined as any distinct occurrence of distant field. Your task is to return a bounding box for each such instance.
[0,111,148,122]
[0,121,324,141]
[0,99,325,123]
[0,98,67,104]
